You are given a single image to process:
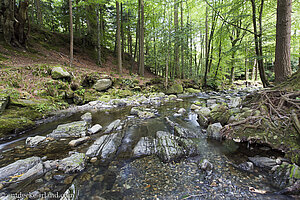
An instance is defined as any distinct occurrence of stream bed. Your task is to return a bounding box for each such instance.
[0,90,297,200]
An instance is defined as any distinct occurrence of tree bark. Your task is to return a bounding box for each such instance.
[138,0,144,76]
[116,1,122,74]
[174,0,179,78]
[96,3,102,66]
[35,0,42,26]
[274,0,292,83]
[250,0,270,87]
[180,0,184,79]
[69,0,73,66]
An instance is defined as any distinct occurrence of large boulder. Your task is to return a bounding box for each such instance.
[47,121,89,138]
[166,83,183,95]
[156,131,185,162]
[133,137,157,157]
[0,157,43,184]
[207,123,223,140]
[271,163,300,191]
[58,153,86,173]
[51,67,71,81]
[197,107,211,117]
[0,94,10,114]
[85,132,123,161]
[93,79,112,91]
[248,157,277,169]
[210,105,231,125]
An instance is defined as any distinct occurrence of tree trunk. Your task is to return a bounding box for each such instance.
[250,0,269,87]
[96,3,101,66]
[35,0,42,26]
[180,0,184,79]
[274,0,292,83]
[138,0,144,76]
[174,0,179,78]
[69,0,73,67]
[121,3,124,61]
[116,1,122,74]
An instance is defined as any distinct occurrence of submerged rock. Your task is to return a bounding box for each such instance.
[81,112,92,123]
[248,157,277,169]
[26,136,49,147]
[47,121,89,138]
[199,159,213,171]
[238,162,254,172]
[207,123,223,140]
[86,132,123,161]
[0,157,43,184]
[130,107,156,119]
[58,153,86,173]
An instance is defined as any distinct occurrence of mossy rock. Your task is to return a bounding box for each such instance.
[185,88,201,94]
[98,95,111,102]
[51,66,71,81]
[0,117,35,138]
[166,83,183,95]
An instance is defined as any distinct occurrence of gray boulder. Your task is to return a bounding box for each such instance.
[0,157,42,183]
[69,136,90,147]
[47,121,89,138]
[104,119,121,134]
[58,153,86,173]
[93,79,112,91]
[51,67,71,80]
[207,123,223,140]
[26,136,49,147]
[238,162,254,172]
[0,94,10,114]
[156,131,185,162]
[197,107,211,117]
[133,137,157,157]
[248,157,277,169]
[85,132,123,161]
[130,107,156,119]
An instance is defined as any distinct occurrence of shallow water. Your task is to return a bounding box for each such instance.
[0,95,295,200]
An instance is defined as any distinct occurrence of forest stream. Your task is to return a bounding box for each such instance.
[0,88,297,200]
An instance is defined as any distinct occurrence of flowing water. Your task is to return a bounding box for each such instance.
[0,94,295,200]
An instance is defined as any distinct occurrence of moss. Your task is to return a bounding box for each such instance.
[185,88,201,93]
[0,117,35,138]
[166,83,183,94]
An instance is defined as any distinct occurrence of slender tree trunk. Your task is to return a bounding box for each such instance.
[121,3,124,61]
[96,3,101,66]
[214,39,222,78]
[69,0,73,67]
[274,0,292,83]
[116,1,122,74]
[250,0,269,87]
[174,0,179,78]
[139,0,145,76]
[180,0,184,79]
[35,0,42,26]
[204,6,208,85]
